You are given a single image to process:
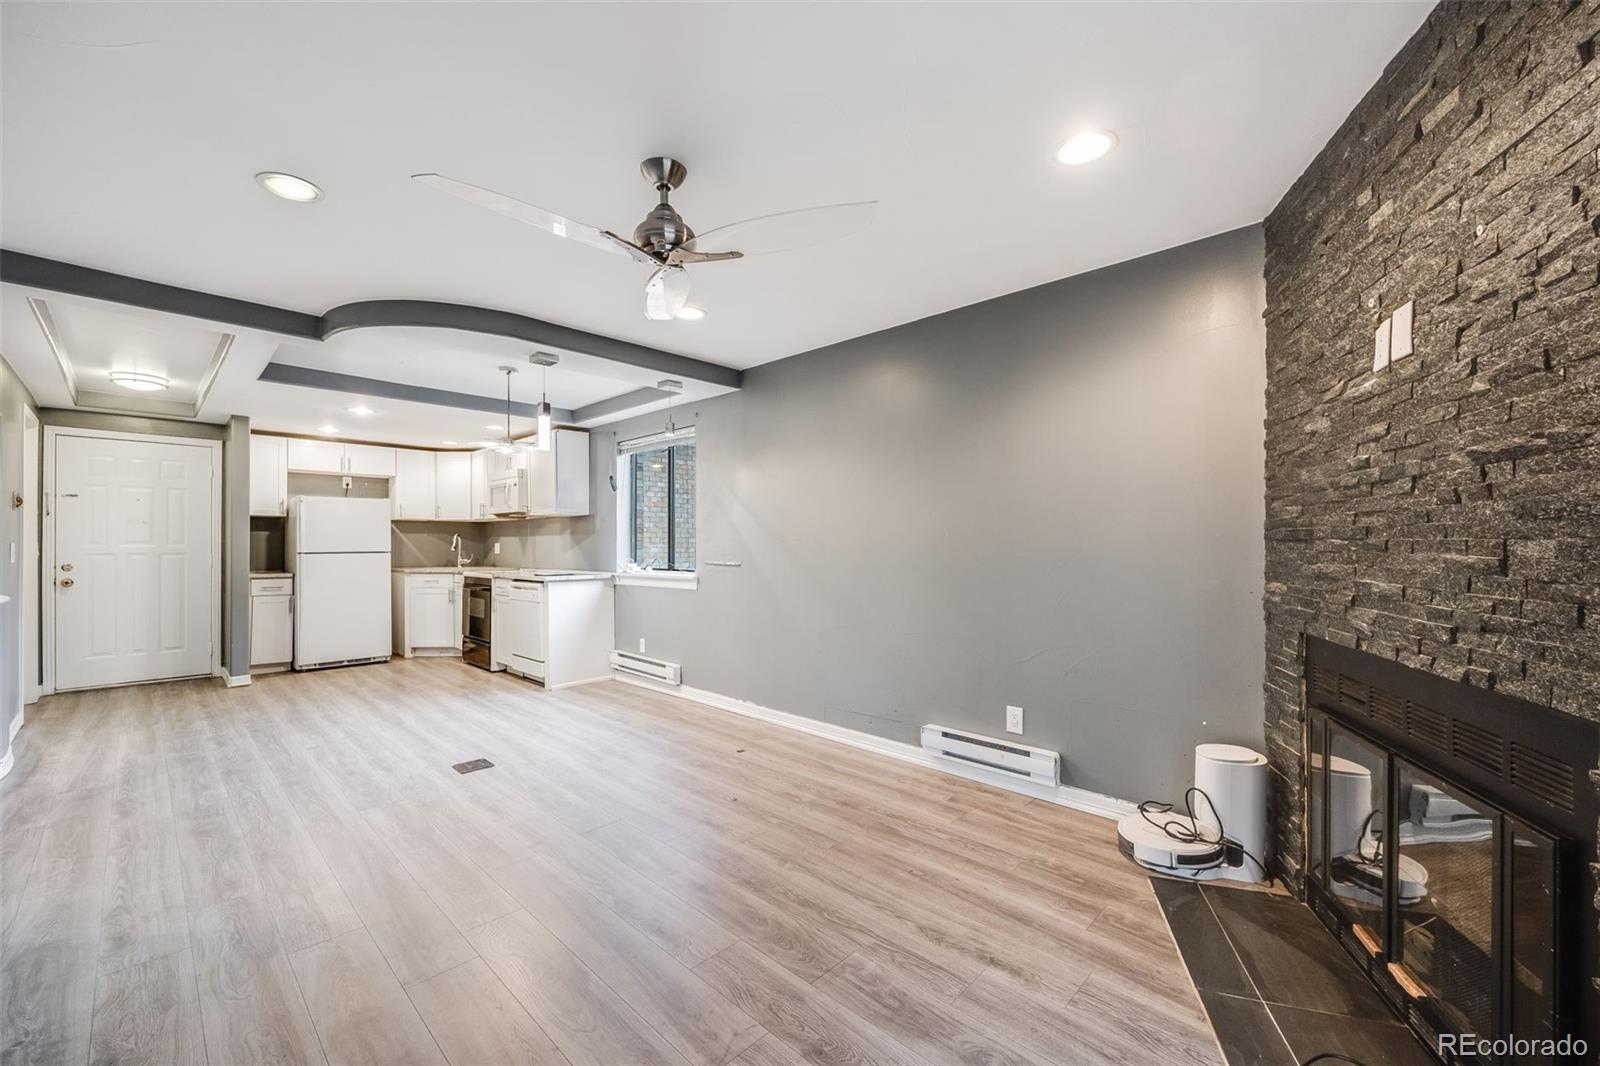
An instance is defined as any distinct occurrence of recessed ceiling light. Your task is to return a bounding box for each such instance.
[675,306,706,321]
[485,423,506,432]
[1056,129,1117,166]
[346,405,375,416]
[255,171,323,202]
[442,440,459,446]
[108,370,169,392]
[316,424,340,435]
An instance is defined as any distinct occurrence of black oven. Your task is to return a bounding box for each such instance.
[462,576,493,669]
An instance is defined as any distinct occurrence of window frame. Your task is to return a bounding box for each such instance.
[615,426,697,589]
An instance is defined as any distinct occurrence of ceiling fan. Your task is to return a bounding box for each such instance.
[413,157,876,320]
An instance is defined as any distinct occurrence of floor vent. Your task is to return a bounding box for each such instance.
[452,759,494,774]
[920,725,1059,786]
[611,650,682,685]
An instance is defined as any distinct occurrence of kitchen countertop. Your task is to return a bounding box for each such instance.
[251,570,293,579]
[392,566,613,582]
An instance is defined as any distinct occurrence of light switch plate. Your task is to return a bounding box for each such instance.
[639,638,646,653]
[1391,300,1414,359]
[1373,317,1392,373]
[1005,706,1024,735]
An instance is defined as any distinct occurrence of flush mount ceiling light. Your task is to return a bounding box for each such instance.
[255,171,323,202]
[1056,129,1117,166]
[346,405,375,416]
[316,424,339,435]
[675,306,706,321]
[108,370,169,392]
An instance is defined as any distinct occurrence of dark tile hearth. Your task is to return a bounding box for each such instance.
[1156,878,1435,1066]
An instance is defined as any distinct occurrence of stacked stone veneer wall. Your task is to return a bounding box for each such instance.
[1263,0,1600,891]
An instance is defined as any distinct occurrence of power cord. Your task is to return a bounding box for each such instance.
[1137,786,1269,878]
[1299,1054,1365,1066]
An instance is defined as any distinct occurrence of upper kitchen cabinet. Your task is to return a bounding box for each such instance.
[285,438,397,478]
[249,433,287,516]
[526,429,590,516]
[345,443,397,478]
[392,449,436,519]
[436,452,474,520]
[470,449,492,520]
[285,437,344,475]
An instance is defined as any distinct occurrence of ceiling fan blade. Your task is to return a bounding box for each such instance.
[667,248,744,267]
[680,200,877,257]
[643,266,691,321]
[413,173,630,259]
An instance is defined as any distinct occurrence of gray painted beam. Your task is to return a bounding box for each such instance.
[1,250,323,338]
[2,252,743,391]
[571,386,676,425]
[258,362,575,422]
[320,300,742,389]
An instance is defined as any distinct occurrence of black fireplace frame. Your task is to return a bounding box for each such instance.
[1302,637,1598,1061]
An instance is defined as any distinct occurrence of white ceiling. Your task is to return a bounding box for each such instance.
[2,1,1431,373]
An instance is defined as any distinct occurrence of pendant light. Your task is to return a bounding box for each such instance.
[494,365,521,454]
[529,352,560,451]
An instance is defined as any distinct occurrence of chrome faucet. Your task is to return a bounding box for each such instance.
[450,533,473,568]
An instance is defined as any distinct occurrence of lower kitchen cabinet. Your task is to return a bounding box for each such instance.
[249,575,293,672]
[492,576,613,688]
[392,572,463,656]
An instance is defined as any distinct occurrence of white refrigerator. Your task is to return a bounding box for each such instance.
[287,496,392,670]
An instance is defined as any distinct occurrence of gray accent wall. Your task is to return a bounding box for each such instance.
[540,225,1268,803]
[1,352,39,774]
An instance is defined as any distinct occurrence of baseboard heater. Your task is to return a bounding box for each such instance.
[920,725,1060,787]
[610,650,682,685]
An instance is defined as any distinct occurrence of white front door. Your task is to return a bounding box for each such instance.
[54,433,215,690]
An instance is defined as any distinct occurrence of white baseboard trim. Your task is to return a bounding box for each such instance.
[611,672,1135,821]
[8,709,22,744]
[0,748,12,783]
[222,674,252,688]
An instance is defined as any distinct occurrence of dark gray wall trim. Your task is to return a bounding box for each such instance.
[320,300,743,389]
[1,250,323,339]
[258,363,575,422]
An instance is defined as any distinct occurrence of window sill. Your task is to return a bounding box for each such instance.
[615,571,698,591]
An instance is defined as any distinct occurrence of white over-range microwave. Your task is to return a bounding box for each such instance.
[488,470,530,516]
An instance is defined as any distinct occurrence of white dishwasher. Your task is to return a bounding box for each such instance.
[494,578,546,681]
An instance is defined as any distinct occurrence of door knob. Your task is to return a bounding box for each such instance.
[59,577,74,588]
[60,563,73,572]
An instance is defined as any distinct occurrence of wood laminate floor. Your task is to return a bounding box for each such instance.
[0,659,1223,1066]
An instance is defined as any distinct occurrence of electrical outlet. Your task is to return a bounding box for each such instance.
[639,638,647,654]
[1005,705,1024,735]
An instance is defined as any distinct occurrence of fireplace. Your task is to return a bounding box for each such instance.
[1302,638,1597,1063]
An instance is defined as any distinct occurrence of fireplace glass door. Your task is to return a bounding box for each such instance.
[1395,762,1496,1035]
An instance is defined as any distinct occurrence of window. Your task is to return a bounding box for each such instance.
[619,428,695,573]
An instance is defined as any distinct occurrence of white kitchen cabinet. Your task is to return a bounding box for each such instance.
[435,452,473,520]
[392,572,462,656]
[470,450,492,520]
[250,575,293,671]
[286,439,397,478]
[525,428,590,516]
[249,434,287,516]
[392,449,437,519]
[492,575,612,688]
[345,443,396,478]
[286,437,345,475]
